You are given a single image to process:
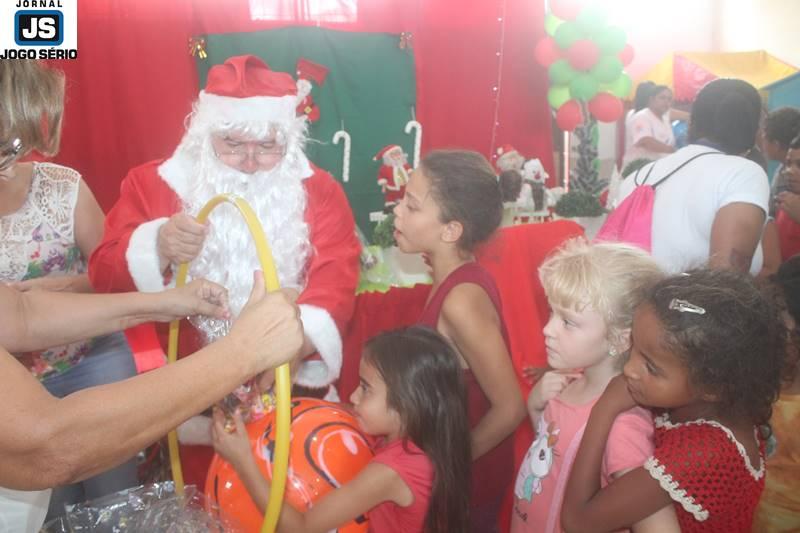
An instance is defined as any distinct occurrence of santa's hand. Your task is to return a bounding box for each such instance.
[227,271,304,375]
[154,279,230,322]
[157,213,209,267]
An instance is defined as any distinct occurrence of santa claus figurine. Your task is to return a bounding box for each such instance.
[495,144,525,174]
[374,144,411,209]
[88,55,360,488]
[295,57,329,123]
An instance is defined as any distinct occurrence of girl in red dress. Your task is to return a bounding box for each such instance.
[562,269,787,532]
[393,149,526,531]
[212,326,472,533]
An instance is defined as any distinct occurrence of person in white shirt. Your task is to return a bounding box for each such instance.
[624,81,656,154]
[616,79,768,275]
[623,85,676,167]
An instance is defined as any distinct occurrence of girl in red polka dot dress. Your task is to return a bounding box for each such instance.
[561,269,787,532]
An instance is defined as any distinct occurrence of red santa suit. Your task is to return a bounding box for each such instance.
[90,159,359,379]
[88,55,360,488]
[89,157,360,487]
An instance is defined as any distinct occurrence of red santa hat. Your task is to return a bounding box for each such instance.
[495,144,525,172]
[496,144,519,159]
[195,55,303,126]
[373,144,403,161]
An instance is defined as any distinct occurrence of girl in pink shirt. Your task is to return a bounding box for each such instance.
[212,326,471,533]
[513,240,679,532]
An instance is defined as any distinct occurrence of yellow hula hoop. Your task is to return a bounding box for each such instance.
[166,194,291,533]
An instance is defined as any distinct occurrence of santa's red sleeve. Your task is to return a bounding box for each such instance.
[89,161,180,294]
[295,170,361,388]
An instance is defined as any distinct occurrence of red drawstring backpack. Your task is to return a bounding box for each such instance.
[596,152,720,251]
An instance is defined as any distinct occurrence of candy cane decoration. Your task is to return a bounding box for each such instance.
[332,129,351,182]
[404,120,422,168]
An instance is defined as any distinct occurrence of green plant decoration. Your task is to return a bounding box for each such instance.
[554,190,606,217]
[373,213,397,248]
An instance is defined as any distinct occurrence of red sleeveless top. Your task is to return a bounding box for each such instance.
[418,262,514,507]
[369,438,434,533]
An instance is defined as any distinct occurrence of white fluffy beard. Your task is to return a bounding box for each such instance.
[183,141,311,343]
[497,152,524,173]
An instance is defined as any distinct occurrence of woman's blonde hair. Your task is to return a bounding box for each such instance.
[0,59,65,157]
[539,238,663,347]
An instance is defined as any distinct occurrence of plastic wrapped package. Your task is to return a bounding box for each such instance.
[217,375,269,427]
[40,482,241,532]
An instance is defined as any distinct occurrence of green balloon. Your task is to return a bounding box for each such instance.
[591,56,623,83]
[548,85,571,109]
[569,73,599,101]
[549,60,577,85]
[595,26,627,54]
[602,73,633,98]
[575,4,607,34]
[544,12,564,37]
[554,21,582,49]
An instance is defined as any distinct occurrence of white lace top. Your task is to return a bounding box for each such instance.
[0,162,91,378]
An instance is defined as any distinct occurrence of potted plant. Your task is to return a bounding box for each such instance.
[553,190,607,239]
[360,213,430,291]
[372,213,397,248]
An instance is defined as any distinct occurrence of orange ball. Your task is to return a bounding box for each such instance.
[205,398,374,532]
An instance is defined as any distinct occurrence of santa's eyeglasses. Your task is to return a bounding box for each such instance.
[0,138,23,171]
[214,141,287,164]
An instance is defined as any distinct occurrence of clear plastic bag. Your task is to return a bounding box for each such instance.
[40,482,241,532]
[217,375,268,427]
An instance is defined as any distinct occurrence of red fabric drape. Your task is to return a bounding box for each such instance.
[49,0,551,212]
[673,54,717,102]
[338,284,431,401]
[51,0,198,210]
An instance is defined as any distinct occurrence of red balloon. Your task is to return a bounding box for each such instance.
[550,0,582,20]
[619,44,635,66]
[588,92,624,122]
[206,399,374,533]
[567,39,600,71]
[556,100,584,131]
[534,36,561,67]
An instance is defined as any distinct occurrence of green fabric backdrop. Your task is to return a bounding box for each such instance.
[196,27,417,239]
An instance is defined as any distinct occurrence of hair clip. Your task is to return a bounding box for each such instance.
[668,298,706,315]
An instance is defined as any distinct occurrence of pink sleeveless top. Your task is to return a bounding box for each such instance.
[418,262,514,507]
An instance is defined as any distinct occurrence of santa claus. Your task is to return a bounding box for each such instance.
[88,55,360,486]
[374,144,411,208]
[495,144,525,174]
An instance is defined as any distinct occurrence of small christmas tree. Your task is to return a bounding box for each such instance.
[569,117,604,195]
